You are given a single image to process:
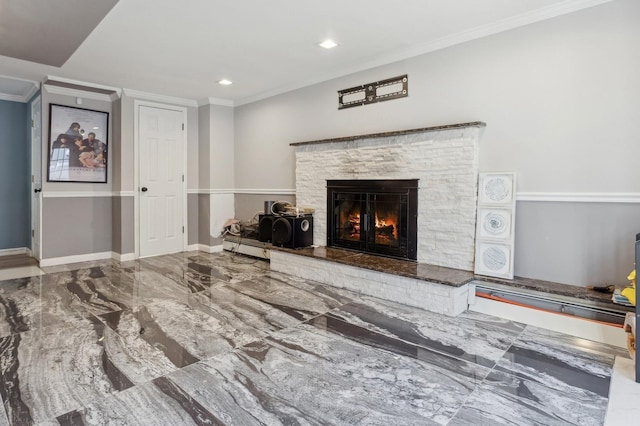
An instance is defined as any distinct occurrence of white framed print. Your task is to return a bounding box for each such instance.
[479,173,515,205]
[475,242,514,279]
[478,208,513,240]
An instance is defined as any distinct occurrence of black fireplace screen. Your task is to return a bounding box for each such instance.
[327,180,418,260]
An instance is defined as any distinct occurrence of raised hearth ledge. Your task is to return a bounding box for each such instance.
[267,245,625,312]
[273,246,473,287]
[290,122,486,146]
[270,247,471,316]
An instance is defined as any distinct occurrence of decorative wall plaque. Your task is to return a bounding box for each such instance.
[474,172,517,279]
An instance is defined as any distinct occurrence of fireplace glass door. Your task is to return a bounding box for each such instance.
[328,180,417,260]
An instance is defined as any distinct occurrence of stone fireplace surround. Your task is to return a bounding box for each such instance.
[271,122,485,316]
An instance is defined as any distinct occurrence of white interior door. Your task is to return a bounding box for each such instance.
[138,105,185,257]
[30,95,42,260]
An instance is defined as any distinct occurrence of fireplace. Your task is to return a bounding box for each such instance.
[327,179,418,260]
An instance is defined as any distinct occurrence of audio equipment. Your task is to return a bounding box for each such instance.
[272,215,313,249]
[258,214,274,242]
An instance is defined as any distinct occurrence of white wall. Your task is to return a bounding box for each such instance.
[233,0,640,286]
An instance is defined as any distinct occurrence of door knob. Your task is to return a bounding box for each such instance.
[34,188,41,193]
[141,187,148,192]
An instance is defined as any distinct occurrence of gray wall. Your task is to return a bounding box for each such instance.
[42,197,112,258]
[112,196,134,254]
[188,193,198,245]
[40,87,114,258]
[233,0,640,285]
[515,202,640,286]
[0,100,29,250]
[234,193,295,222]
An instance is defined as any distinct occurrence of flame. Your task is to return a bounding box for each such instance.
[345,212,398,241]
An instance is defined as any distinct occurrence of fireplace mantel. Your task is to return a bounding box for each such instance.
[290,122,486,147]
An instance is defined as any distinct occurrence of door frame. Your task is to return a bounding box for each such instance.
[133,100,188,258]
[30,94,42,260]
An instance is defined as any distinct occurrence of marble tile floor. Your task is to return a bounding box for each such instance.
[0,250,630,425]
[0,265,44,282]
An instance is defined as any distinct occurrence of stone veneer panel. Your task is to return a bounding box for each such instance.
[294,125,483,270]
[271,251,470,316]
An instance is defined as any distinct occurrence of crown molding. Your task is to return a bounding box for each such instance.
[0,75,39,103]
[0,93,28,103]
[235,0,613,106]
[516,192,640,203]
[123,88,198,107]
[45,75,121,98]
[197,97,234,107]
[44,84,114,102]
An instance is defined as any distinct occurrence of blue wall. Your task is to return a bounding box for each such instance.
[0,100,29,250]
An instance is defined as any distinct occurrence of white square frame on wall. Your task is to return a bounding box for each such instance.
[478,173,516,205]
[474,172,517,279]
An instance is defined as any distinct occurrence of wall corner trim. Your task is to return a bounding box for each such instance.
[188,244,223,253]
[112,252,137,262]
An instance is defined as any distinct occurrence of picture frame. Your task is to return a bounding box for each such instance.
[47,103,109,183]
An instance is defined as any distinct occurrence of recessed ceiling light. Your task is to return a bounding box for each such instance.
[218,79,233,86]
[319,39,339,49]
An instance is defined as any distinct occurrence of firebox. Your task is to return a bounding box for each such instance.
[327,179,418,260]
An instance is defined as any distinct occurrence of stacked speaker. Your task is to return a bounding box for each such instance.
[258,214,274,242]
[258,202,313,249]
[271,215,313,248]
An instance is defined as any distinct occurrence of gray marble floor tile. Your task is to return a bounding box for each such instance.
[0,401,8,426]
[98,297,264,366]
[191,284,317,333]
[0,275,103,338]
[39,259,119,274]
[216,271,359,323]
[0,318,135,424]
[307,314,491,383]
[496,326,618,399]
[457,309,527,334]
[137,255,217,293]
[179,251,271,284]
[328,298,523,367]
[169,321,479,425]
[56,378,223,426]
[449,368,608,426]
[97,324,178,386]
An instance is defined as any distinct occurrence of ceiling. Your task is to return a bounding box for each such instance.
[0,0,612,106]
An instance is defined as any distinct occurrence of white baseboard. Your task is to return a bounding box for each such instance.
[112,252,137,262]
[187,244,224,253]
[39,251,113,267]
[469,296,627,349]
[0,247,30,257]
